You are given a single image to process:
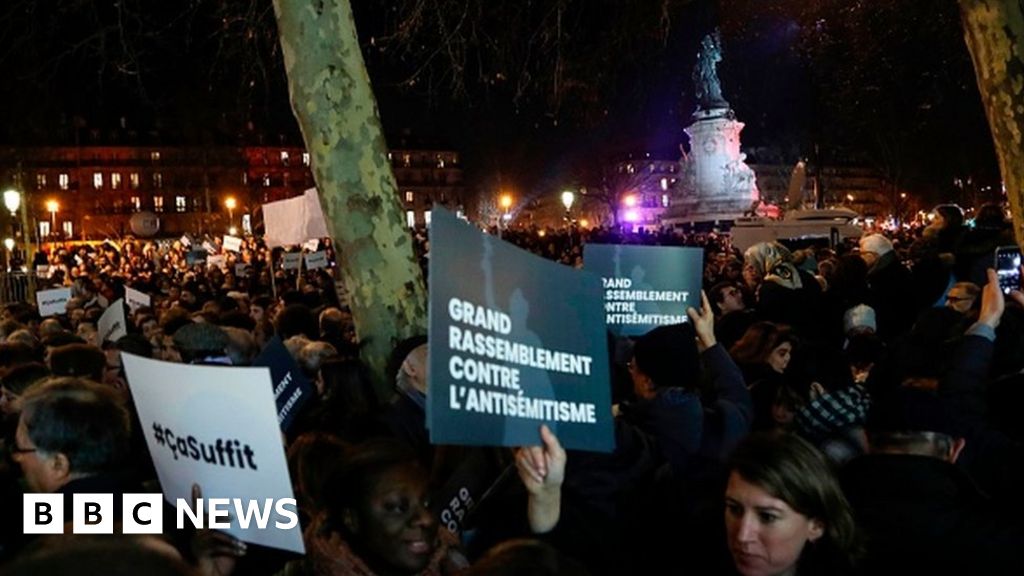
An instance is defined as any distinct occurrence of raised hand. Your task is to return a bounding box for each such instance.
[687,290,717,350]
[190,483,247,576]
[515,425,566,534]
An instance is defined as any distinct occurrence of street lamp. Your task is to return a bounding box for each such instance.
[46,200,59,239]
[3,190,20,215]
[225,196,237,230]
[3,237,12,272]
[561,190,575,225]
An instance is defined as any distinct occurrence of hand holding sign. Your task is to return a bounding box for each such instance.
[190,483,247,576]
[686,291,717,351]
[516,424,566,534]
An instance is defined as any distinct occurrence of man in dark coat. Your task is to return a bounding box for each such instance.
[859,234,916,341]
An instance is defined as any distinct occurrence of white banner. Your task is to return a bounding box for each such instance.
[36,287,71,317]
[222,235,243,253]
[207,254,227,270]
[281,253,302,270]
[304,251,327,270]
[302,239,320,253]
[125,286,151,313]
[262,188,330,248]
[98,299,127,343]
[121,355,304,554]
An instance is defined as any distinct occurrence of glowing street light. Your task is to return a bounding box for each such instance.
[3,190,21,215]
[623,194,637,208]
[500,194,512,210]
[46,199,59,238]
[225,196,237,230]
[561,191,575,211]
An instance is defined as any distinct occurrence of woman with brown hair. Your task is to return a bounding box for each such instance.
[725,433,860,576]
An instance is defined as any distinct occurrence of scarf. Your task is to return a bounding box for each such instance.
[744,242,803,290]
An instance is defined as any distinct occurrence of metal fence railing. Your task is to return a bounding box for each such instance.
[0,272,35,306]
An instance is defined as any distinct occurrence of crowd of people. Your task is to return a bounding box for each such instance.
[0,201,1022,575]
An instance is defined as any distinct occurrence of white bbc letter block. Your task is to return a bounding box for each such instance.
[23,494,64,534]
[73,493,114,534]
[122,493,164,534]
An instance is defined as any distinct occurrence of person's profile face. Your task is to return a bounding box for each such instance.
[767,342,792,374]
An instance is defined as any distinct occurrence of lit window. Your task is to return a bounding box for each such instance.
[58,174,69,190]
[153,196,164,213]
[62,221,73,238]
[437,156,445,168]
[662,194,669,208]
[130,173,140,189]
[39,221,50,238]
[175,196,186,212]
[302,152,310,166]
[153,173,163,188]
[387,152,393,161]
[241,172,248,185]
[150,151,161,162]
[93,172,103,189]
[405,191,414,203]
[280,150,290,165]
[626,164,635,174]
[111,173,121,190]
[262,174,271,187]
[36,173,46,190]
[424,210,432,227]
[406,210,415,228]
[660,178,669,191]
[131,196,141,211]
[402,153,411,167]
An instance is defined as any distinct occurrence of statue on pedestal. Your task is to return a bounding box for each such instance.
[693,30,729,111]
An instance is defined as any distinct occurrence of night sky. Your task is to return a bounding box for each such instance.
[0,0,1001,207]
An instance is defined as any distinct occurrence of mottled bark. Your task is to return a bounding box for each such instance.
[959,0,1024,246]
[272,0,428,397]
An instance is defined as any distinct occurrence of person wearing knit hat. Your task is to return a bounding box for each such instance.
[620,292,753,475]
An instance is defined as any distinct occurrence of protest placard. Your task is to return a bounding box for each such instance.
[583,244,703,336]
[302,238,320,253]
[186,250,207,266]
[98,299,127,343]
[35,265,50,278]
[281,252,302,270]
[202,241,217,254]
[180,234,192,247]
[125,286,151,313]
[304,251,327,270]
[207,254,226,270]
[223,235,243,253]
[427,205,613,452]
[36,287,72,317]
[121,354,304,553]
[235,263,249,278]
[251,336,314,431]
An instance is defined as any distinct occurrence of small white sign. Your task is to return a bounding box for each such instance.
[202,241,217,254]
[303,239,320,253]
[207,254,227,270]
[36,287,72,317]
[180,235,192,247]
[98,299,128,343]
[304,251,328,270]
[281,253,302,270]
[223,235,243,253]
[125,286,151,313]
[121,355,304,554]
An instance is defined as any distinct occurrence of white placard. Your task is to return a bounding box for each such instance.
[207,255,227,270]
[281,253,302,270]
[125,286,151,313]
[35,265,51,279]
[302,239,320,253]
[202,241,217,254]
[180,235,192,247]
[36,287,72,317]
[304,251,327,270]
[98,299,127,343]
[121,354,304,554]
[223,235,243,253]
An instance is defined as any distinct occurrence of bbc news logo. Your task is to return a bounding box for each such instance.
[24,494,298,534]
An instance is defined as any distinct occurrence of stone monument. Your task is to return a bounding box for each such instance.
[662,31,759,225]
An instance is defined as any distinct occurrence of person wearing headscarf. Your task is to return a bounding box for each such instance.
[743,242,825,339]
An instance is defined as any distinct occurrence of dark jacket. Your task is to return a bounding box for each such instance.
[865,251,915,341]
[842,453,1024,574]
[756,269,825,338]
[621,343,752,475]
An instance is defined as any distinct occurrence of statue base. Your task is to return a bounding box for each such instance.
[662,106,759,225]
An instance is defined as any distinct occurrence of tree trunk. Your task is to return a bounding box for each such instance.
[272,0,428,397]
[959,0,1024,247]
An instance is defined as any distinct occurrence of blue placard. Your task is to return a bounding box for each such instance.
[252,335,315,430]
[428,205,613,452]
[584,244,704,337]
